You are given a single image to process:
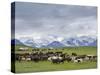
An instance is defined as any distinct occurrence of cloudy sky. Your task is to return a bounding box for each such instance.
[13,2,97,40]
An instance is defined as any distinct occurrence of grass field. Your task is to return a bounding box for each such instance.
[15,61,97,73]
[15,46,97,55]
[14,46,97,73]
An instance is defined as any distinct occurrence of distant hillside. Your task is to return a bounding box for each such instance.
[62,36,97,47]
[14,36,97,48]
[11,39,25,46]
[47,41,65,48]
[24,39,36,48]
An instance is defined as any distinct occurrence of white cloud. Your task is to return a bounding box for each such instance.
[65,16,97,37]
[57,37,64,42]
[14,2,97,39]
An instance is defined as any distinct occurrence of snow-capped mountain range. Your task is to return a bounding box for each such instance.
[62,36,97,47]
[12,36,97,48]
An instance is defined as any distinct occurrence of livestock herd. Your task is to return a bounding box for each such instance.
[13,51,97,64]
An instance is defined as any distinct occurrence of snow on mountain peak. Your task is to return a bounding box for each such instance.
[16,35,97,48]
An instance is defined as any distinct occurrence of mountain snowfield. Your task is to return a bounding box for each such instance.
[62,36,97,47]
[13,36,97,48]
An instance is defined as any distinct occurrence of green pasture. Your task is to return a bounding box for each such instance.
[15,46,97,55]
[14,46,97,73]
[15,61,97,73]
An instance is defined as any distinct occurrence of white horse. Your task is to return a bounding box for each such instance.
[26,57,31,61]
[73,58,83,63]
[48,56,58,61]
[48,56,63,63]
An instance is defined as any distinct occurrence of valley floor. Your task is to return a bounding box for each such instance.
[13,46,97,73]
[15,61,97,73]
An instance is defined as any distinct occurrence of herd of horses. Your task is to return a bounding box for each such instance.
[13,50,97,64]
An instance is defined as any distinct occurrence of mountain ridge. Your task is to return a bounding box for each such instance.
[13,36,97,48]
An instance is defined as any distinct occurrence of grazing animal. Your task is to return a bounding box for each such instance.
[40,55,48,61]
[65,56,72,62]
[26,57,31,61]
[72,53,77,56]
[87,55,97,61]
[21,56,26,61]
[48,57,52,62]
[31,55,40,62]
[71,56,76,61]
[15,51,97,63]
[93,56,97,61]
[19,47,28,51]
[48,56,65,64]
[73,58,83,63]
[83,56,90,61]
